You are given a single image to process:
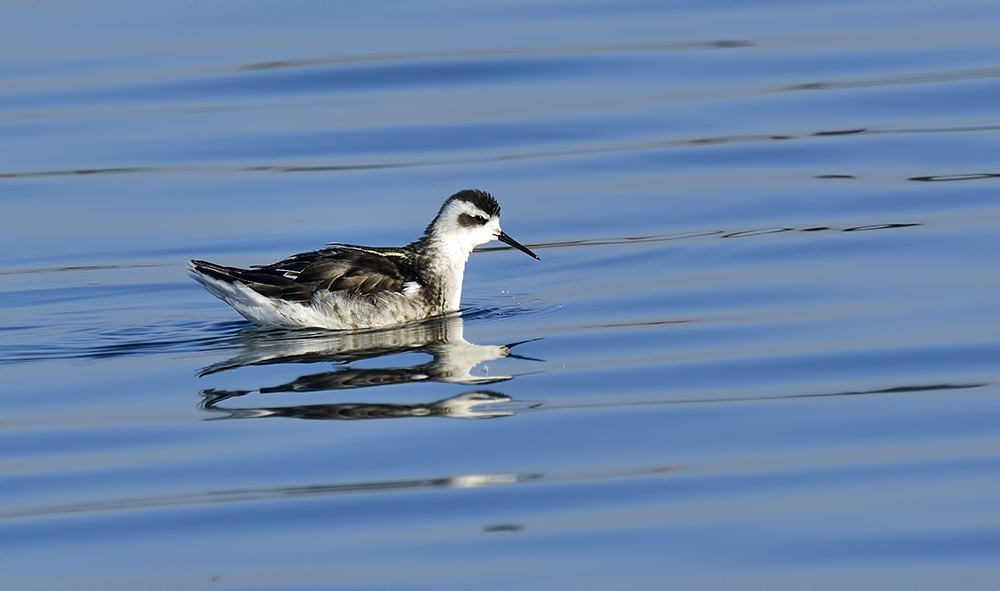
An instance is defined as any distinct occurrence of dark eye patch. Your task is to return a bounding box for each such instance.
[458,213,490,227]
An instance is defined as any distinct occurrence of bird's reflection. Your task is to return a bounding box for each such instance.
[197,313,540,420]
[202,390,529,420]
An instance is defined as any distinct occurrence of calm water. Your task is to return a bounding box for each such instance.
[2,1,998,589]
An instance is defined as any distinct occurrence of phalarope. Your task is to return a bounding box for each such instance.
[189,189,538,329]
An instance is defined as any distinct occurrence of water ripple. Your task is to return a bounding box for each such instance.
[0,320,246,364]
[240,39,752,72]
[4,123,997,180]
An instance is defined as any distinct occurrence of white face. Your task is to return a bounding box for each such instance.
[434,198,502,251]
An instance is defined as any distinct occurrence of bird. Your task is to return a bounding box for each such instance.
[189,189,539,330]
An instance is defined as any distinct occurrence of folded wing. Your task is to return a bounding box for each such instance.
[191,247,421,303]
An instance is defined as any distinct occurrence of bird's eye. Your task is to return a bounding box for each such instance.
[458,213,491,227]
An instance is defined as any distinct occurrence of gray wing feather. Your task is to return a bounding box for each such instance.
[192,247,422,303]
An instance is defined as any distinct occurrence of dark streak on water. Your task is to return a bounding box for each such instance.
[5,124,1000,180]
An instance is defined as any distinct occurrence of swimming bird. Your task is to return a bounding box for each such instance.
[189,189,538,329]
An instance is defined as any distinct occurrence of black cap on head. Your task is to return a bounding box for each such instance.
[448,189,500,217]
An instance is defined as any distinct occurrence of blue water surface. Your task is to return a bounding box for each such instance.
[2,1,998,589]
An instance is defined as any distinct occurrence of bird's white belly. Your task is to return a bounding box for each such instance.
[309,289,435,330]
[200,275,436,329]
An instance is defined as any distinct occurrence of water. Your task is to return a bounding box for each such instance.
[2,1,998,589]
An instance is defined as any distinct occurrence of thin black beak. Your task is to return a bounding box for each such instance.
[497,231,540,260]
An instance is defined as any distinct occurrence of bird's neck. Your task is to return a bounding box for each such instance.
[414,236,473,311]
